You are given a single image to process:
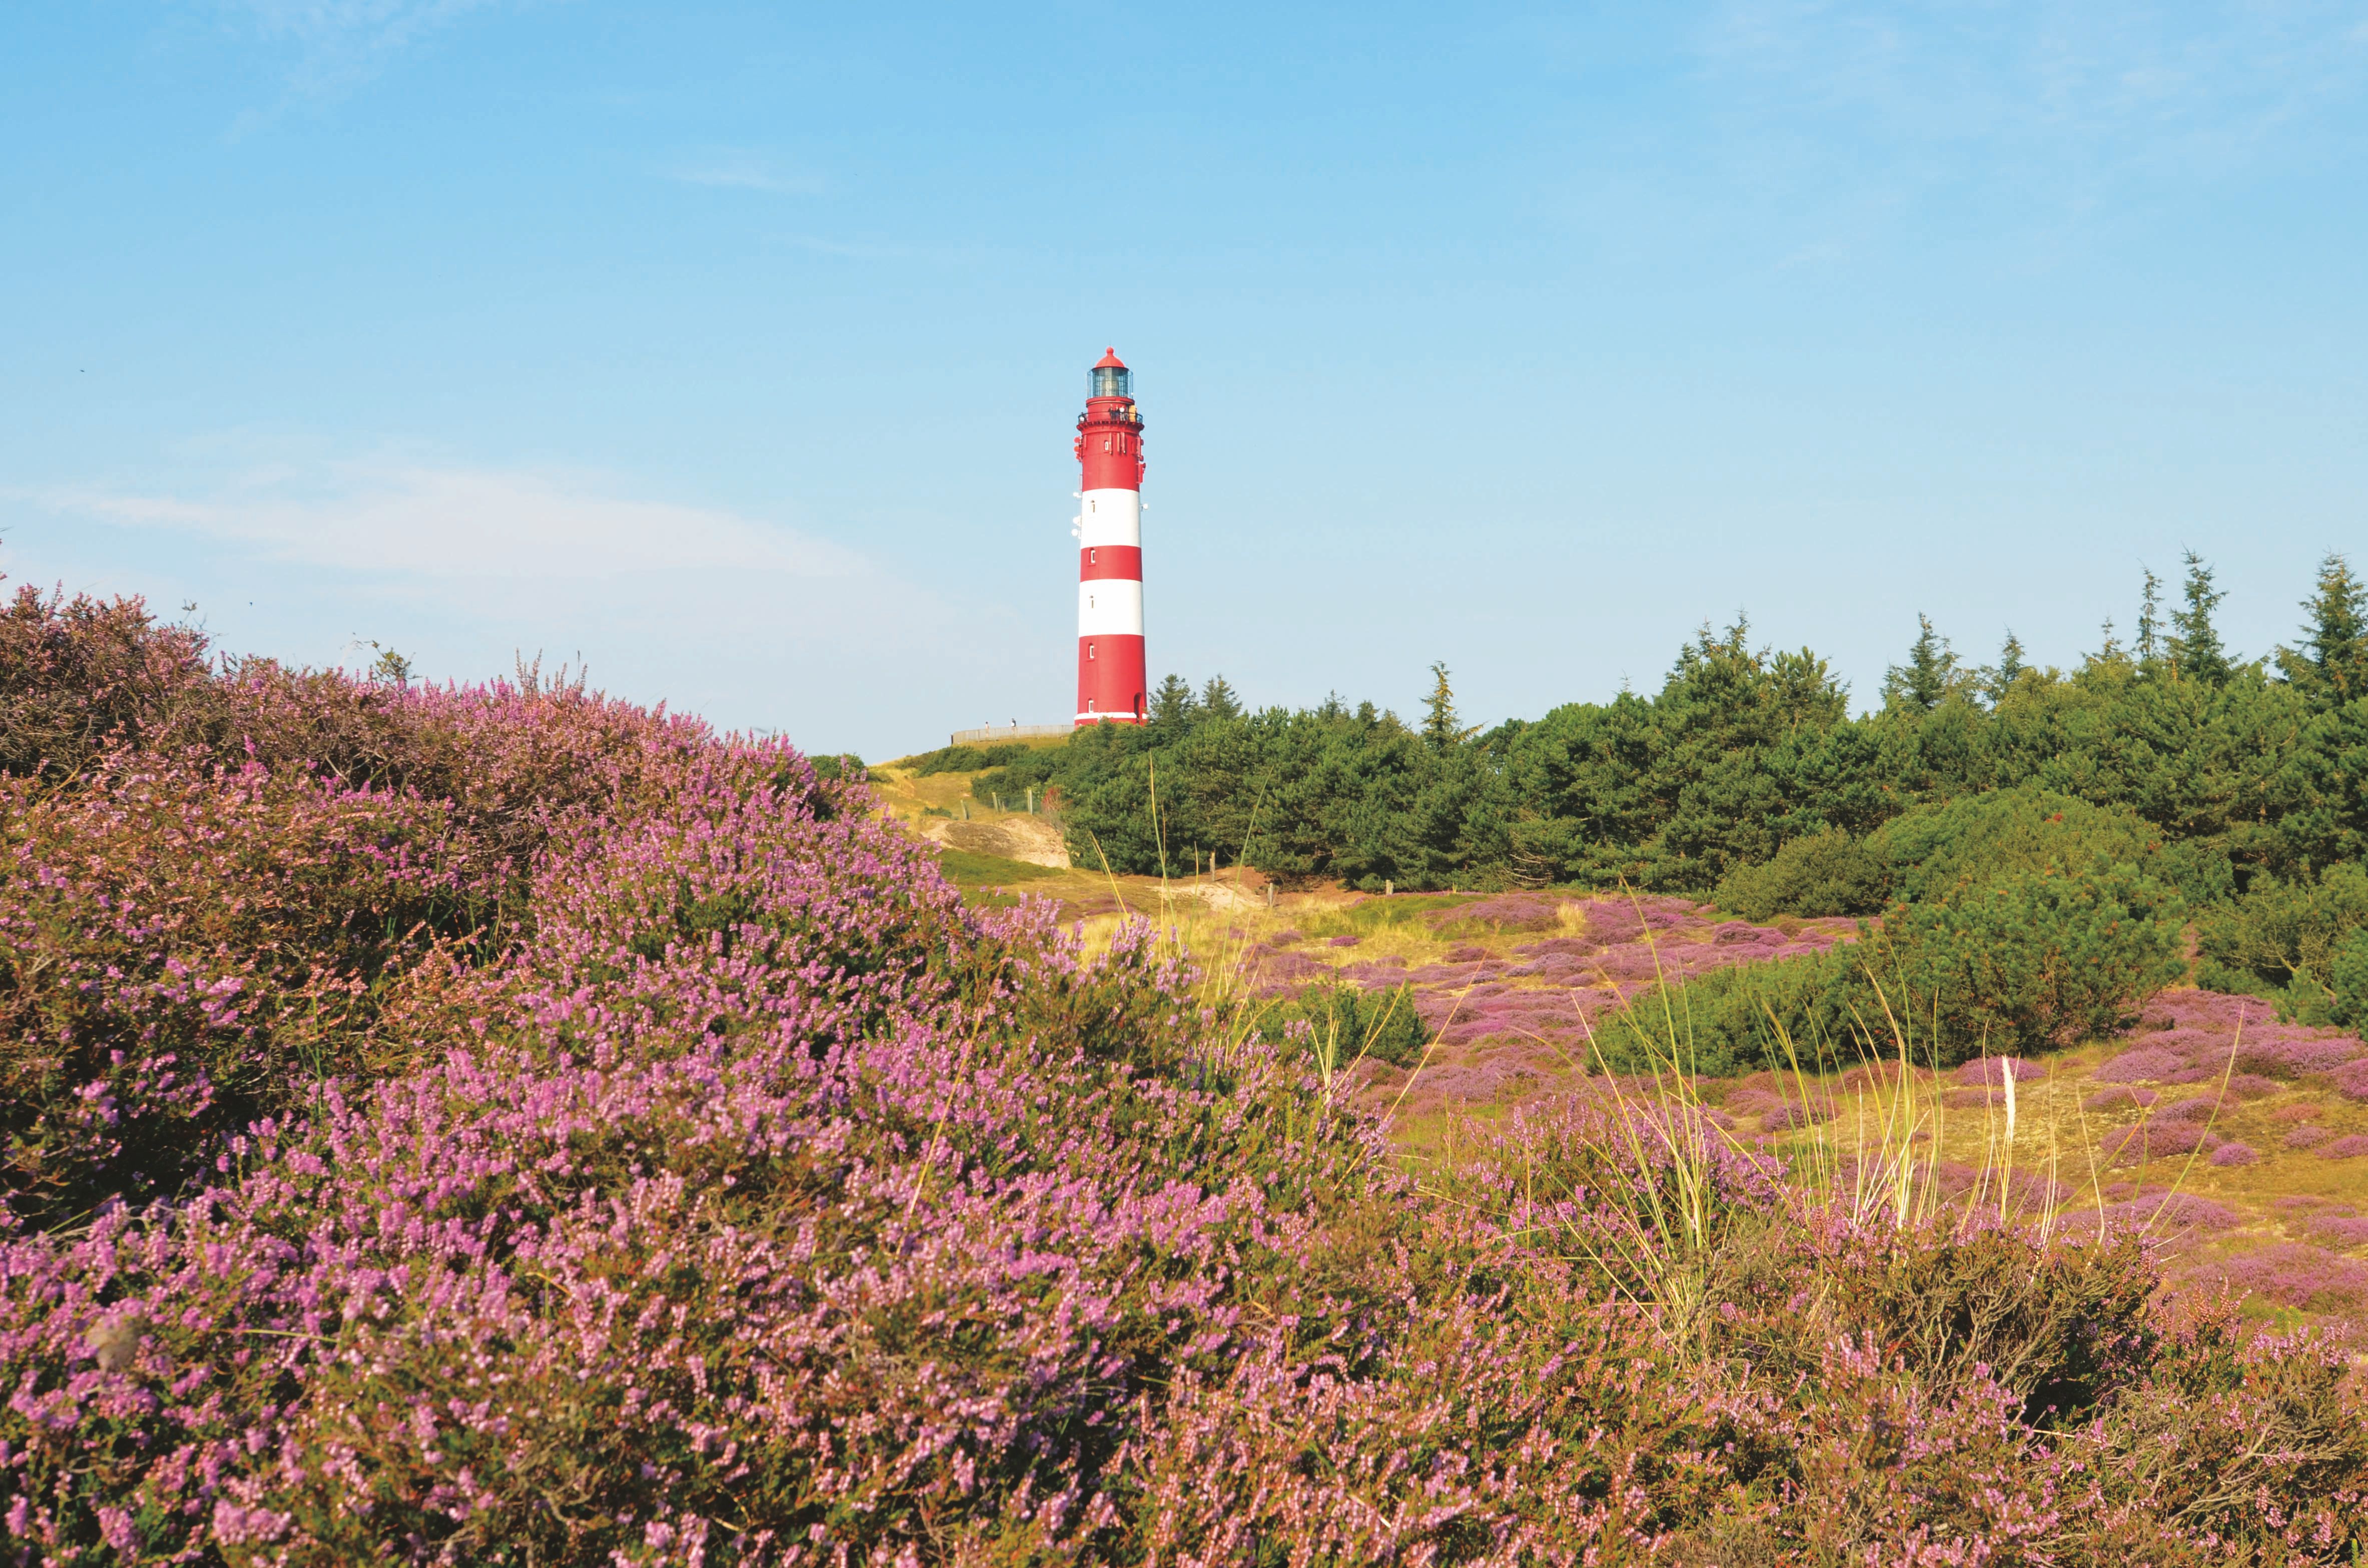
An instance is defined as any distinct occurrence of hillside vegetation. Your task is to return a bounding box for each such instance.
[3,578,2365,1564]
[970,557,2368,1034]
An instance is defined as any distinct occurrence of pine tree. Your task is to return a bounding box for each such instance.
[1980,630,2028,703]
[2168,550,2232,685]
[1422,662,1465,752]
[2134,569,2164,670]
[1882,615,1958,712]
[1149,674,1198,734]
[2281,552,2368,706]
[1198,675,1243,721]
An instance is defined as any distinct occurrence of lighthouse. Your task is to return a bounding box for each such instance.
[1073,347,1148,726]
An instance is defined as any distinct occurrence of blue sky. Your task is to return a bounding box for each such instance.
[4,3,2364,759]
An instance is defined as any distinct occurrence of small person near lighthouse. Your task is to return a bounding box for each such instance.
[1073,348,1148,726]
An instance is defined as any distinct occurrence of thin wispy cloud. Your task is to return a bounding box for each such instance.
[4,446,1029,747]
[16,459,866,583]
[665,150,826,196]
[1696,2,2368,173]
[211,0,528,102]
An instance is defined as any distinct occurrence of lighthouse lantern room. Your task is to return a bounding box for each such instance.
[1073,348,1148,726]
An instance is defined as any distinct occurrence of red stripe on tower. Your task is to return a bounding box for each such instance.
[1073,347,1147,726]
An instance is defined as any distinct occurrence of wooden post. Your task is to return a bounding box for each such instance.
[1026,787,1036,814]
[1384,879,1392,896]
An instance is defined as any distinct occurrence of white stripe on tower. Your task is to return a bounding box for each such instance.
[1077,578,1144,635]
[1078,488,1141,549]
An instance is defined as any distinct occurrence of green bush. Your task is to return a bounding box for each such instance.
[1602,943,1862,1078]
[1709,788,2172,924]
[971,747,1071,808]
[2195,861,2368,1010]
[1258,978,1429,1069]
[2327,926,2368,1026]
[1860,864,2186,1058]
[1866,787,2162,904]
[1618,864,2185,1070]
[1713,826,1890,919]
[907,743,1029,776]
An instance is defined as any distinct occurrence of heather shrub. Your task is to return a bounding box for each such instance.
[1815,1222,2158,1425]
[1,745,1409,1564]
[0,760,491,1225]
[2103,1122,2222,1165]
[0,581,210,783]
[2091,1296,2368,1552]
[8,613,2368,1564]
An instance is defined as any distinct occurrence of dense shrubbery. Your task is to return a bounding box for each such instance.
[1617,863,2186,1072]
[1017,562,2368,993]
[5,581,2366,1563]
[909,741,1030,776]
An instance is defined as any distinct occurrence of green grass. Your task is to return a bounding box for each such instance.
[933,846,1062,886]
[1302,893,1482,938]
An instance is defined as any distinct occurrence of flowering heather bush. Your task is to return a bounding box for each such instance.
[0,583,210,783]
[2055,1192,2241,1240]
[4,605,2366,1563]
[2189,1245,2368,1317]
[0,760,497,1225]
[2318,1133,2368,1160]
[2287,1124,2337,1150]
[2096,988,2368,1097]
[2083,1086,2158,1112]
[2209,1141,2261,1167]
[2093,1046,2184,1083]
[2328,1058,2368,1102]
[2310,1216,2368,1249]
[2101,1122,2222,1165]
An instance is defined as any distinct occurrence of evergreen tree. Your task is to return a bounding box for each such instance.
[1882,615,1958,712]
[2134,569,2164,669]
[2280,552,2368,706]
[1149,674,1198,735]
[2094,615,2124,665]
[2168,550,2232,685]
[1198,675,1243,721]
[1979,630,2029,703]
[1422,662,1466,752]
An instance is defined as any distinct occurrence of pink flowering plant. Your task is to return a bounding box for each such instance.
[4,587,2366,1565]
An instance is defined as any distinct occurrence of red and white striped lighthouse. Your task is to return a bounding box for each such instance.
[1073,347,1148,726]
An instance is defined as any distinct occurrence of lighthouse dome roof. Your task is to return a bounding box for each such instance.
[1093,347,1128,370]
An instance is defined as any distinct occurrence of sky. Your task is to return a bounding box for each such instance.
[4,2,2365,760]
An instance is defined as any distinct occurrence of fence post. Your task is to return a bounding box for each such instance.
[1384,879,1392,896]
